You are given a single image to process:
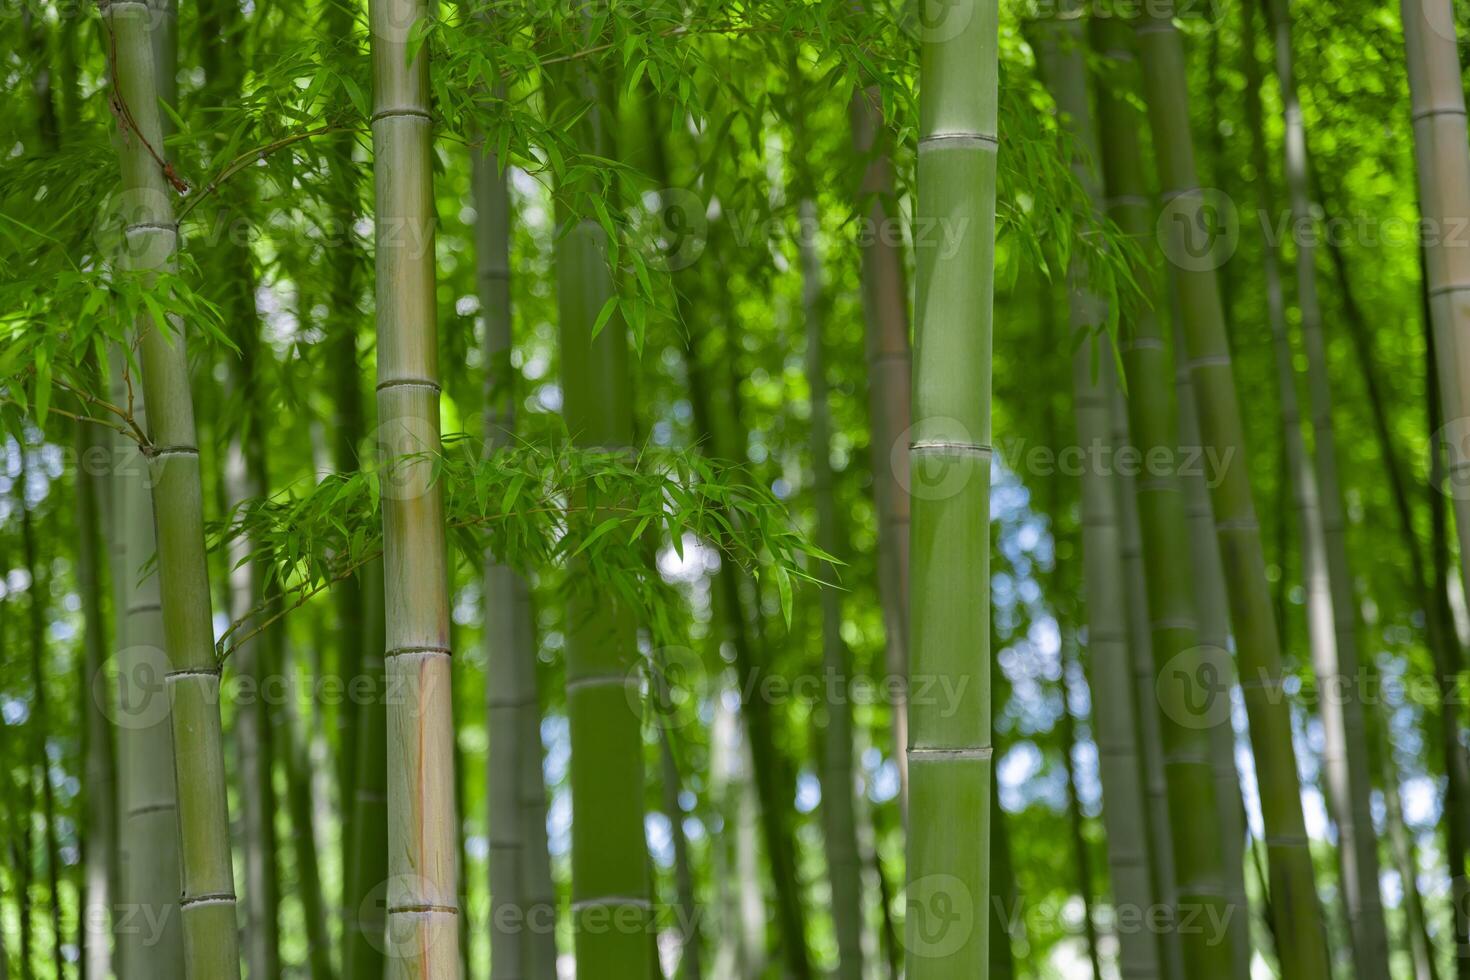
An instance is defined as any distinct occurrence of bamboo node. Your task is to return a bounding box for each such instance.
[910,440,991,457]
[385,644,452,658]
[1412,105,1469,122]
[371,108,433,123]
[377,377,442,393]
[919,132,999,149]
[180,893,237,909]
[165,666,222,681]
[907,746,994,761]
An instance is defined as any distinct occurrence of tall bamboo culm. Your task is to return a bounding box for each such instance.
[1083,14,1242,980]
[1403,0,1470,630]
[1111,396,1187,980]
[102,3,241,975]
[369,0,463,974]
[907,0,998,973]
[1128,3,1332,977]
[473,127,529,980]
[1403,1,1470,966]
[1031,15,1165,979]
[76,418,116,980]
[798,197,865,980]
[849,80,912,813]
[108,359,185,980]
[1259,0,1391,969]
[556,216,654,977]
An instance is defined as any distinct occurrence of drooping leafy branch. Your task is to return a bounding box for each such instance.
[209,433,832,662]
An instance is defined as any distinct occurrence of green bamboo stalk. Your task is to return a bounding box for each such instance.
[273,629,334,980]
[907,0,998,972]
[1423,305,1470,975]
[849,80,912,813]
[657,719,702,980]
[104,3,242,974]
[988,763,1016,980]
[223,399,283,980]
[1111,400,1185,980]
[1030,18,1169,979]
[1090,12,1255,979]
[1380,715,1441,980]
[1057,660,1102,980]
[1238,3,1356,962]
[320,0,371,897]
[75,419,117,980]
[18,461,63,980]
[650,124,811,971]
[474,128,527,980]
[368,0,462,973]
[1087,14,1254,978]
[556,212,654,980]
[1257,1,1390,968]
[1402,0,1470,623]
[1326,193,1470,977]
[343,562,389,980]
[110,370,186,980]
[514,593,558,980]
[198,0,284,969]
[796,196,865,980]
[1171,326,1253,980]
[1127,5,1333,976]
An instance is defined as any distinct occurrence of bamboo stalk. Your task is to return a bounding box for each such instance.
[343,560,390,980]
[1109,390,1188,980]
[368,0,462,973]
[1031,18,1169,978]
[474,121,528,980]
[651,125,812,970]
[75,419,118,980]
[1380,713,1441,980]
[556,213,654,978]
[278,686,334,980]
[652,650,703,980]
[514,587,559,980]
[111,375,186,979]
[1058,659,1102,980]
[1257,1,1391,969]
[197,0,286,969]
[795,194,865,980]
[1127,4,1333,976]
[849,80,912,815]
[103,3,243,973]
[1171,329,1253,980]
[1403,0,1470,632]
[1424,301,1470,974]
[18,460,63,980]
[1087,13,1252,978]
[1237,0,1357,961]
[906,0,998,973]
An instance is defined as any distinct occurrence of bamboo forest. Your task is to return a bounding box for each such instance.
[10,0,1470,977]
